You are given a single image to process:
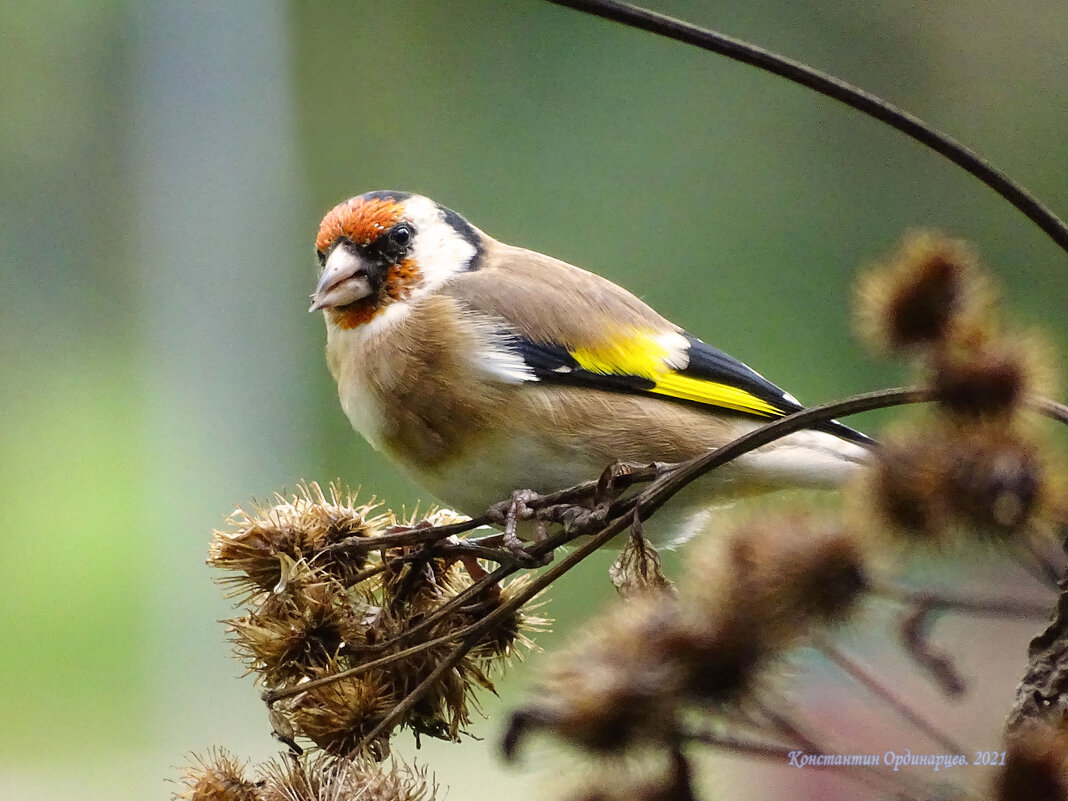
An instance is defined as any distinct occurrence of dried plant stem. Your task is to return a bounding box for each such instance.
[1031,395,1068,425]
[874,582,1052,619]
[353,511,639,751]
[900,605,967,697]
[753,703,825,755]
[265,627,482,704]
[543,0,1068,253]
[817,636,966,754]
[323,517,489,556]
[1018,534,1065,589]
[753,702,943,801]
[338,561,389,587]
[373,522,589,648]
[630,387,930,520]
[682,728,800,761]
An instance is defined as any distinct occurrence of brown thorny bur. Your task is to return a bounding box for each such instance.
[206,481,546,762]
[503,511,870,757]
[174,747,437,801]
[854,231,1064,549]
[183,232,1066,801]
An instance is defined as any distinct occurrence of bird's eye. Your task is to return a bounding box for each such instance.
[388,225,412,248]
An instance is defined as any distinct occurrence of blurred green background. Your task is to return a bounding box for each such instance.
[1,1,1065,799]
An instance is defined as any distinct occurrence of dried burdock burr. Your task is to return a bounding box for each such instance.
[174,748,261,801]
[855,231,990,354]
[209,482,389,595]
[257,753,438,801]
[865,421,1057,545]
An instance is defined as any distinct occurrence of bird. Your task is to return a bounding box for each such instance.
[310,190,872,546]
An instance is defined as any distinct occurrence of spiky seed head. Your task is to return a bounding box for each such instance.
[931,328,1056,420]
[257,753,438,801]
[289,671,398,758]
[228,581,368,687]
[210,483,387,595]
[865,421,1055,545]
[174,749,261,801]
[855,231,990,354]
[865,432,952,540]
[944,426,1046,534]
[505,595,685,756]
[560,754,696,801]
[685,511,871,649]
[464,572,549,665]
[724,513,869,632]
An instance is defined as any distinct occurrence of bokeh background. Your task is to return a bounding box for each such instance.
[2,1,1066,799]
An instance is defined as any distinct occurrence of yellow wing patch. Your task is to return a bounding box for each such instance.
[568,329,783,417]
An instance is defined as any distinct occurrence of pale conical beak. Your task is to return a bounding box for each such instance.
[309,247,374,312]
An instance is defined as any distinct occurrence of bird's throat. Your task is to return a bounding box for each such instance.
[327,258,422,330]
[329,298,380,330]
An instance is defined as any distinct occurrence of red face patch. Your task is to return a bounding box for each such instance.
[327,258,423,330]
[316,196,405,255]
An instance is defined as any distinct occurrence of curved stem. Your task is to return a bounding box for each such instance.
[544,0,1068,255]
[817,636,966,754]
[634,387,930,520]
[353,511,638,750]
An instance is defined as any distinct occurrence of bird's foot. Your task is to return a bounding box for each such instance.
[498,489,552,568]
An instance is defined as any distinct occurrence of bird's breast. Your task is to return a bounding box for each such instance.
[325,295,509,472]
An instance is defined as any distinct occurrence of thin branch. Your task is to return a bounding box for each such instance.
[353,510,639,750]
[1030,395,1068,425]
[264,625,484,704]
[752,703,933,801]
[630,387,930,521]
[1019,532,1066,589]
[875,583,1052,620]
[900,604,967,697]
[682,727,799,761]
[322,516,489,556]
[544,0,1068,255]
[817,636,966,754]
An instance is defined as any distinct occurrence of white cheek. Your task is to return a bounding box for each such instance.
[403,196,477,288]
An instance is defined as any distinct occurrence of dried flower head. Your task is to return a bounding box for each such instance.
[210,483,389,595]
[505,582,783,758]
[855,231,990,354]
[504,595,686,756]
[686,511,871,645]
[864,433,950,539]
[258,753,437,801]
[994,719,1068,801]
[211,487,548,757]
[562,750,696,801]
[289,671,398,758]
[931,328,1055,419]
[174,749,261,801]
[229,581,370,687]
[945,425,1047,533]
[865,421,1055,544]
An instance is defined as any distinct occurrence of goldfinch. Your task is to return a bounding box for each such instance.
[310,191,871,546]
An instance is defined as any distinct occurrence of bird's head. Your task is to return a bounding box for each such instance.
[310,191,483,329]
